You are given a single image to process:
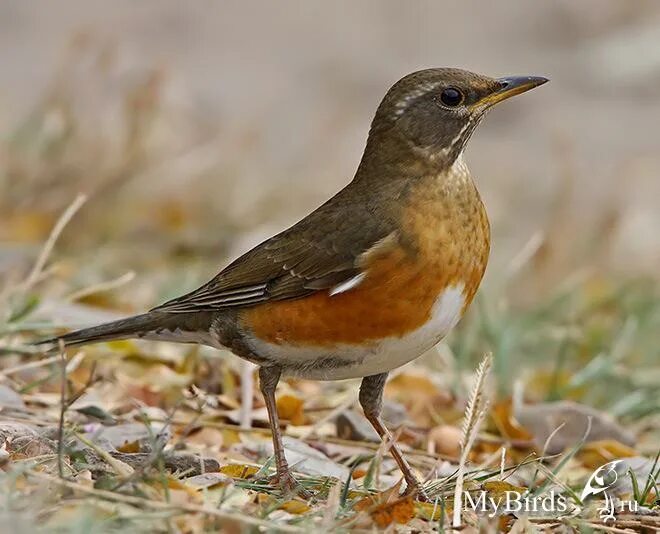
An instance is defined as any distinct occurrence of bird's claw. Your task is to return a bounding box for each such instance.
[269,472,313,500]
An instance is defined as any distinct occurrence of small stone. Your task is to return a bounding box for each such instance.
[428,424,462,457]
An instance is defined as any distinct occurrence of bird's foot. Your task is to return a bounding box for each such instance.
[269,471,313,500]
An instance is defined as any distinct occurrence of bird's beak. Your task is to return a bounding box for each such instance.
[476,75,548,108]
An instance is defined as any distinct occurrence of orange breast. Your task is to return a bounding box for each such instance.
[241,171,490,348]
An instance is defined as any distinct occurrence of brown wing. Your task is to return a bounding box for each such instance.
[152,184,400,313]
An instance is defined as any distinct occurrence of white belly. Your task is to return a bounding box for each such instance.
[246,283,466,380]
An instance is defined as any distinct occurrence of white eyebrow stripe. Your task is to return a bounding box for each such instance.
[392,81,444,117]
[329,273,366,297]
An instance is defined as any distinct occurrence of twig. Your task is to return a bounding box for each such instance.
[28,470,303,532]
[505,230,545,280]
[73,431,133,477]
[23,193,87,290]
[109,403,189,492]
[54,350,95,479]
[582,521,638,534]
[57,340,67,479]
[66,271,135,302]
[0,355,61,377]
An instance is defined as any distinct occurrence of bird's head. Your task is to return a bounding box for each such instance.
[363,68,548,172]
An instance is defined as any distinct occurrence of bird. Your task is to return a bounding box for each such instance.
[37,68,547,499]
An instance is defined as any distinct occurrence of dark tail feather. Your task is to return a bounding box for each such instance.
[35,312,166,351]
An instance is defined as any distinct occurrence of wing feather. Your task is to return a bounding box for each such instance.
[152,182,402,313]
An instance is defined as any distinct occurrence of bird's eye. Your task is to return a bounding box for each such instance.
[440,87,464,107]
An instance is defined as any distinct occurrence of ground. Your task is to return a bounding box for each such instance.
[1,5,659,531]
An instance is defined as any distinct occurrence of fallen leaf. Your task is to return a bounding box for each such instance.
[352,468,367,480]
[515,400,635,454]
[416,501,447,521]
[578,439,637,469]
[251,436,349,480]
[385,372,453,427]
[279,500,311,515]
[116,440,141,453]
[84,422,167,452]
[184,472,232,490]
[354,480,402,512]
[491,399,533,441]
[186,427,224,450]
[482,480,527,502]
[276,394,305,426]
[219,463,260,479]
[166,476,203,500]
[371,496,415,528]
[336,401,407,442]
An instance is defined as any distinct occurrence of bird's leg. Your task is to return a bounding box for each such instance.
[258,365,311,499]
[359,373,427,499]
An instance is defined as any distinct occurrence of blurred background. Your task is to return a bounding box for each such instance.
[3,0,660,278]
[1,1,659,401]
[0,3,658,529]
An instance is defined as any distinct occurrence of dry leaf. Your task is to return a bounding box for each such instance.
[166,476,203,501]
[482,480,527,502]
[219,463,260,479]
[352,468,367,480]
[251,436,349,480]
[186,427,224,450]
[578,439,637,469]
[276,394,305,426]
[371,496,415,528]
[279,500,311,515]
[184,472,232,490]
[491,399,533,441]
[116,440,140,453]
[515,400,635,454]
[416,501,447,521]
[385,372,452,427]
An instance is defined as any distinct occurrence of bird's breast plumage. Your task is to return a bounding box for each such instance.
[238,159,490,379]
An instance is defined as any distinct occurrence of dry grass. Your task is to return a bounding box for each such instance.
[0,36,658,533]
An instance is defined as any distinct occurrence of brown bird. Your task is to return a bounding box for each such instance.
[38,68,547,499]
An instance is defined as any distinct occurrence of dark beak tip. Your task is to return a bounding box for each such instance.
[498,75,549,90]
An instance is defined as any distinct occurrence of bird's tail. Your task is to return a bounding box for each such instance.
[34,311,215,351]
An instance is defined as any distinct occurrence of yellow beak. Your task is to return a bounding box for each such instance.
[475,75,548,109]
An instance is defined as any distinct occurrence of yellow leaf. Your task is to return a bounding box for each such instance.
[416,501,448,521]
[219,464,260,479]
[491,399,533,441]
[164,476,202,501]
[221,428,241,446]
[482,480,527,502]
[578,440,637,469]
[279,500,311,515]
[276,394,306,426]
[116,440,140,453]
